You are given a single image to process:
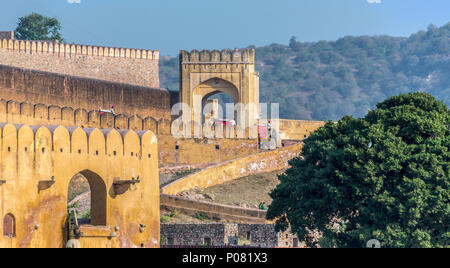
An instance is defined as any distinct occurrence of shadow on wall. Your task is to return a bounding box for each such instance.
[0,64,170,120]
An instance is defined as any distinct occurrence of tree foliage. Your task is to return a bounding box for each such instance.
[160,22,450,121]
[15,13,63,41]
[267,92,449,248]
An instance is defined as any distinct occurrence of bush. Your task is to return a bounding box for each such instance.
[160,216,171,223]
[194,212,208,221]
[172,169,200,180]
[169,209,180,218]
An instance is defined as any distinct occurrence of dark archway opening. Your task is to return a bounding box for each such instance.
[67,170,107,226]
[194,78,240,125]
[3,214,16,238]
[202,92,236,123]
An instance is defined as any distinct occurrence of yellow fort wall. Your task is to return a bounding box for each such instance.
[279,119,325,141]
[0,124,160,248]
[0,38,332,249]
[0,95,328,169]
[0,42,326,170]
[0,98,167,133]
[0,98,262,167]
[157,135,259,167]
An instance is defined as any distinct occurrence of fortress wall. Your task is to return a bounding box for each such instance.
[0,98,169,134]
[279,119,325,141]
[160,223,301,248]
[162,142,303,195]
[161,223,228,246]
[0,65,171,121]
[157,135,258,167]
[0,39,159,88]
[0,124,159,248]
[0,98,258,167]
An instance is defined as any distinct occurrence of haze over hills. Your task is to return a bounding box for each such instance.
[160,22,450,121]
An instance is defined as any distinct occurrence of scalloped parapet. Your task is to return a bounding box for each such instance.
[180,48,255,64]
[0,123,158,156]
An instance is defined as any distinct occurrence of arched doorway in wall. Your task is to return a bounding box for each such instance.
[67,170,107,226]
[202,92,236,123]
[193,78,240,126]
[3,214,16,238]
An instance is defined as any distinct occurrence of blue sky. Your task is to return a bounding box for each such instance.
[0,0,448,56]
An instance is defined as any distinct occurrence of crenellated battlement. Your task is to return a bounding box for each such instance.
[0,122,160,248]
[0,36,160,88]
[180,48,255,64]
[0,38,159,60]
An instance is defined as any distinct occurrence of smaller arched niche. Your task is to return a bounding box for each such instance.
[3,214,16,238]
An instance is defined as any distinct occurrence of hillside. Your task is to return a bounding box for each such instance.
[160,23,450,121]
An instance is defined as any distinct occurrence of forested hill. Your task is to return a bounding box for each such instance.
[160,23,450,121]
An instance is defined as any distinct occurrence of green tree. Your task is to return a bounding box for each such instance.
[267,92,449,248]
[15,13,63,41]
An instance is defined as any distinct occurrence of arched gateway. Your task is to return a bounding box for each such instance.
[0,124,159,248]
[179,49,260,138]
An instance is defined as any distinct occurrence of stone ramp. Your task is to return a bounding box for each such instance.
[160,194,267,224]
[162,142,303,195]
